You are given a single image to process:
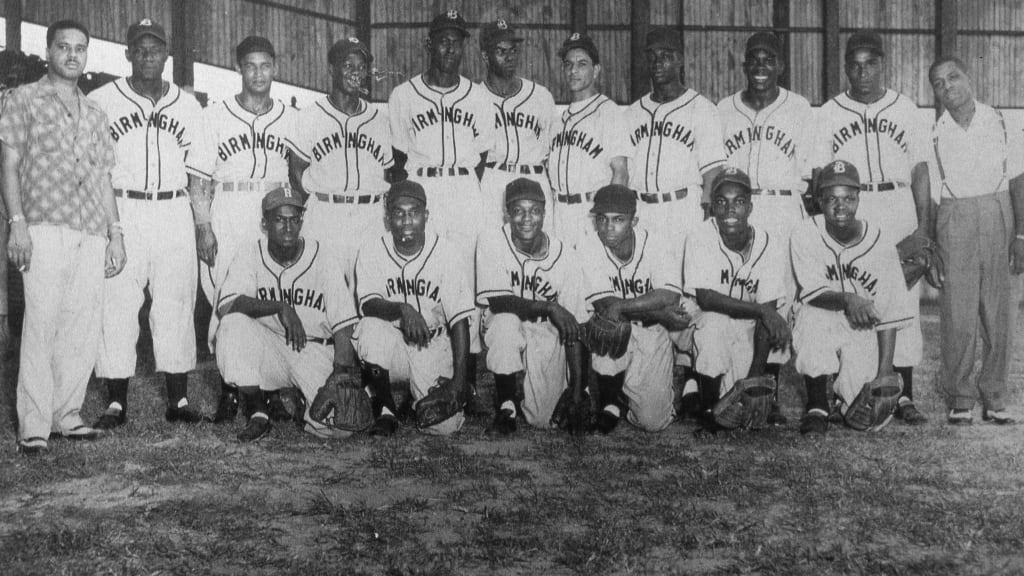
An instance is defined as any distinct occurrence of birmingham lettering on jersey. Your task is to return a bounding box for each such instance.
[309,130,386,163]
[611,276,653,298]
[386,277,441,301]
[510,270,557,301]
[724,125,796,158]
[256,286,326,312]
[719,269,760,297]
[109,111,187,146]
[629,120,695,151]
[411,106,478,135]
[495,110,542,139]
[552,128,604,159]
[831,117,908,154]
[217,132,289,162]
[825,263,879,297]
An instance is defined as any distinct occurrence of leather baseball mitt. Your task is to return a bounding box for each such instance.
[583,313,631,358]
[897,234,939,288]
[550,387,594,435]
[309,374,374,432]
[713,375,775,430]
[416,377,463,428]
[844,373,903,432]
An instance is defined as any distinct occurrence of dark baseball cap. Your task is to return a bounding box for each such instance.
[646,27,682,52]
[591,184,637,215]
[430,9,470,38]
[328,37,372,65]
[559,32,600,64]
[127,18,167,46]
[846,31,884,59]
[236,36,275,62]
[711,167,752,196]
[480,19,523,50]
[387,179,427,208]
[745,31,781,57]
[505,178,545,206]
[262,186,305,213]
[818,160,861,192]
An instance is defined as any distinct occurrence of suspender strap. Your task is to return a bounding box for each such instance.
[933,108,1008,200]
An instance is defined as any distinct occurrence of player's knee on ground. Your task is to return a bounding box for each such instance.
[483,313,527,374]
[215,314,268,389]
[353,317,403,369]
[626,401,674,433]
[793,308,844,378]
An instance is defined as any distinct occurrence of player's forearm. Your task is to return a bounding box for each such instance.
[1008,173,1024,235]
[487,295,551,320]
[331,324,358,369]
[449,319,470,397]
[748,321,771,378]
[910,162,931,234]
[361,298,405,322]
[566,339,584,396]
[99,176,121,229]
[2,144,25,219]
[875,328,896,376]
[187,174,213,225]
[287,154,309,197]
[694,289,768,320]
[220,295,284,319]
[805,291,849,312]
[614,289,680,319]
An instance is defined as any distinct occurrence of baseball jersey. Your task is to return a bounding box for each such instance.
[625,90,726,197]
[355,232,475,332]
[480,79,557,166]
[190,96,296,182]
[218,238,358,340]
[290,96,394,194]
[388,75,494,169]
[89,78,204,190]
[476,225,585,318]
[579,227,682,310]
[790,215,912,331]
[717,88,814,191]
[549,93,630,196]
[683,220,786,306]
[813,89,928,183]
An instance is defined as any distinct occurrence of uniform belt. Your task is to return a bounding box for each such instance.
[860,181,905,192]
[751,189,794,196]
[219,181,286,192]
[485,162,545,175]
[630,319,659,328]
[415,167,470,178]
[307,336,335,346]
[640,189,688,204]
[555,191,597,205]
[313,192,381,205]
[114,189,187,201]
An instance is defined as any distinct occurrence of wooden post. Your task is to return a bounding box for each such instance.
[821,0,840,100]
[772,0,790,89]
[570,0,587,35]
[936,0,958,57]
[355,0,371,98]
[171,0,195,88]
[5,0,22,52]
[630,0,650,101]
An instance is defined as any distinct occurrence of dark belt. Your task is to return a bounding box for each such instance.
[114,189,187,200]
[555,191,597,205]
[307,336,335,346]
[220,181,285,193]
[860,181,902,192]
[416,167,470,178]
[639,189,687,204]
[313,192,381,205]
[485,162,545,175]
[751,189,794,196]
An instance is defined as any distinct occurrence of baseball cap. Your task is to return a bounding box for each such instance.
[262,186,305,213]
[646,27,682,52]
[236,36,275,62]
[711,167,752,196]
[387,179,428,208]
[559,32,600,64]
[818,160,861,192]
[745,31,781,57]
[480,18,524,50]
[590,184,637,214]
[429,9,470,38]
[846,31,884,59]
[126,18,167,46]
[505,178,545,206]
[328,37,372,65]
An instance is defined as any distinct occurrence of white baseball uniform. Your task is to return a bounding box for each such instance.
[476,225,586,427]
[625,90,727,244]
[790,215,913,407]
[90,78,204,379]
[216,237,359,436]
[548,93,630,247]
[580,227,682,432]
[353,231,476,435]
[479,79,558,228]
[683,220,787,390]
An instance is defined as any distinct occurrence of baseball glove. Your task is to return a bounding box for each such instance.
[897,234,940,288]
[416,377,463,428]
[583,313,632,358]
[308,376,374,432]
[844,373,903,432]
[712,375,775,430]
[550,387,594,435]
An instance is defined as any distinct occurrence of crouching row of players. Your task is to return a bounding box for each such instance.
[220,158,914,441]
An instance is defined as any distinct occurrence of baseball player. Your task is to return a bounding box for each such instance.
[216,186,361,442]
[476,178,585,435]
[812,31,930,424]
[549,33,630,248]
[89,19,207,427]
[580,184,688,434]
[790,160,912,435]
[625,26,725,245]
[477,19,558,229]
[683,168,790,431]
[353,179,475,436]
[190,36,299,424]
[288,37,393,275]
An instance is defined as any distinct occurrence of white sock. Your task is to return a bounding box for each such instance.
[500,400,517,417]
[381,407,395,417]
[108,402,124,413]
[603,404,621,418]
[176,398,189,409]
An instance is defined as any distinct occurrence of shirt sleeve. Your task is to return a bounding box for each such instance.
[375,106,395,169]
[286,106,313,164]
[696,98,727,174]
[440,244,476,328]
[538,91,558,162]
[187,107,217,179]
[905,99,931,168]
[794,98,815,181]
[472,88,496,160]
[1007,113,1024,181]
[354,238,388,313]
[387,86,411,155]
[601,103,632,160]
[475,229,513,306]
[790,223,830,304]
[0,86,30,153]
[557,247,590,322]
[649,232,683,294]
[871,243,914,332]
[324,251,360,332]
[581,242,614,309]
[810,104,835,172]
[755,234,787,306]
[683,225,719,296]
[217,244,257,316]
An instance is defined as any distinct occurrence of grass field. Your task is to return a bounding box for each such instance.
[2,303,1024,575]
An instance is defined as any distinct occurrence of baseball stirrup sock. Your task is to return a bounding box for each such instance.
[165,373,189,406]
[695,373,721,408]
[238,387,266,419]
[362,364,396,416]
[596,373,627,411]
[895,366,913,400]
[805,375,831,412]
[106,378,129,410]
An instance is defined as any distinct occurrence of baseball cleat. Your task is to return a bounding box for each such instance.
[799,410,829,435]
[982,409,1015,425]
[93,408,127,430]
[16,437,48,455]
[894,400,927,425]
[237,415,271,442]
[947,409,973,426]
[212,389,239,424]
[485,409,517,437]
[766,402,787,425]
[265,391,293,422]
[463,391,491,418]
[595,407,621,435]
[166,405,206,424]
[368,414,399,437]
[51,425,102,442]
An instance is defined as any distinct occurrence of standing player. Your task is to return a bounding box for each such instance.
[791,160,911,435]
[477,19,558,228]
[476,178,585,435]
[190,36,299,424]
[813,31,930,424]
[353,180,475,436]
[549,33,629,247]
[289,38,393,273]
[89,19,208,427]
[216,186,361,442]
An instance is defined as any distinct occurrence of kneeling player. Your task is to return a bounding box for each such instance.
[580,184,689,433]
[791,161,911,435]
[683,168,790,432]
[476,178,586,435]
[216,187,362,442]
[353,180,474,436]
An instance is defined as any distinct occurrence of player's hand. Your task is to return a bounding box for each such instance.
[1010,237,1024,276]
[195,223,218,267]
[597,300,624,323]
[659,305,692,332]
[927,250,945,289]
[104,234,127,278]
[7,221,31,273]
[759,307,792,351]
[277,304,307,351]
[546,303,580,343]
[843,294,881,329]
[398,303,431,348]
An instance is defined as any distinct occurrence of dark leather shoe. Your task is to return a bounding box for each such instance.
[982,409,1015,425]
[368,414,399,437]
[237,416,271,442]
[485,409,517,437]
[17,437,48,455]
[595,407,621,435]
[212,389,239,424]
[166,405,206,424]
[800,411,829,435]
[766,402,788,425]
[265,391,293,422]
[50,425,102,441]
[93,409,127,430]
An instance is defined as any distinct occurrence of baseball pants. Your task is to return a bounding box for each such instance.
[17,225,105,441]
[552,197,593,249]
[691,311,756,393]
[96,195,197,378]
[480,167,554,231]
[592,323,675,432]
[483,312,566,427]
[637,186,705,245]
[303,194,386,278]
[353,317,465,435]
[792,306,880,409]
